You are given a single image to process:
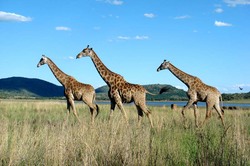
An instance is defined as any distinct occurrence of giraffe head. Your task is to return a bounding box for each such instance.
[76,45,93,59]
[157,60,170,72]
[37,55,48,67]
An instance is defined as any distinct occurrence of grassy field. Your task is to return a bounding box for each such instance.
[0,99,249,165]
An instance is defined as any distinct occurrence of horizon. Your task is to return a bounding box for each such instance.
[0,0,250,94]
[0,76,249,95]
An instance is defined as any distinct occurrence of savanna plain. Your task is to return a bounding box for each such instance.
[0,99,249,165]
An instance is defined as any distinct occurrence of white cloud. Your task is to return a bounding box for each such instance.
[174,15,191,19]
[134,35,149,40]
[144,13,155,18]
[68,56,74,60]
[215,8,224,13]
[55,26,71,31]
[224,0,250,7]
[105,0,123,5]
[117,36,130,40]
[0,11,32,22]
[101,14,119,19]
[214,20,232,27]
[117,35,149,40]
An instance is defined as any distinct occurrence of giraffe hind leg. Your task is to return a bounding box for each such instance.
[83,98,99,124]
[135,105,143,127]
[136,103,153,128]
[201,103,213,127]
[214,103,225,127]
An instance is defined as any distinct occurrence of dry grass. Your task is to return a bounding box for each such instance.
[0,99,249,165]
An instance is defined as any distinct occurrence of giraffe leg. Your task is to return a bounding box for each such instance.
[136,103,153,128]
[135,105,143,127]
[111,91,128,123]
[182,100,194,119]
[64,100,71,124]
[113,92,128,124]
[109,99,116,121]
[193,104,199,127]
[201,102,213,127]
[83,98,98,124]
[214,102,225,127]
[115,101,128,124]
[68,98,81,123]
[181,100,195,128]
[88,106,95,125]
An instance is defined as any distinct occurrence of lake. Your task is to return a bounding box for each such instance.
[96,101,250,108]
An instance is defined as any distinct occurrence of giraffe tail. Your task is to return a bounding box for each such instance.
[95,104,99,118]
[220,95,224,115]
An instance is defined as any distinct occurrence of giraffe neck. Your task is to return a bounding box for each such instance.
[46,58,69,86]
[168,63,196,88]
[90,50,121,86]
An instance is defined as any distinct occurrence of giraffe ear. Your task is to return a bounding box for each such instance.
[90,48,93,50]
[88,48,93,53]
[164,59,166,62]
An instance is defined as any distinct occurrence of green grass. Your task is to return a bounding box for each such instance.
[0,99,249,165]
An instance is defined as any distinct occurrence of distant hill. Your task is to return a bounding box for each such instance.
[222,92,250,101]
[1,77,249,101]
[0,77,64,98]
[95,84,188,101]
[0,77,188,100]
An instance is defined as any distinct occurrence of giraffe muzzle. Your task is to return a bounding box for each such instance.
[76,54,82,59]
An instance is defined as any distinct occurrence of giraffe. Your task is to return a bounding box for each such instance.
[37,55,99,124]
[76,45,154,127]
[157,60,225,127]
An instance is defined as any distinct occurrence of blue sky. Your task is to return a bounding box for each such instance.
[0,0,250,93]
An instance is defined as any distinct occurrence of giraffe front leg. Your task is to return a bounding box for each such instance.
[113,92,128,124]
[193,104,199,127]
[68,98,81,123]
[182,100,194,119]
[109,98,116,121]
[63,100,71,125]
[181,100,194,128]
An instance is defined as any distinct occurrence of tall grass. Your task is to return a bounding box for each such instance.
[0,99,249,165]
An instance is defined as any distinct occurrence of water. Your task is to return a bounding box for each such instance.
[96,101,250,108]
[146,101,250,108]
